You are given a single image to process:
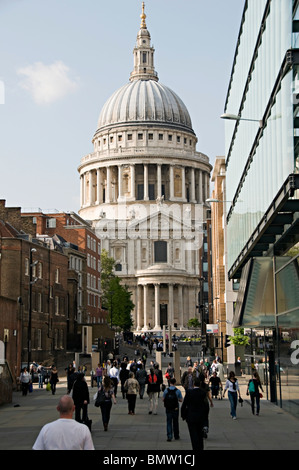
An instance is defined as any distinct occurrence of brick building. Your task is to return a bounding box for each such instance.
[0,201,69,380]
[22,210,105,327]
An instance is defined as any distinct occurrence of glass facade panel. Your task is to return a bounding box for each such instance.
[277,320,299,418]
[227,71,294,269]
[225,0,294,271]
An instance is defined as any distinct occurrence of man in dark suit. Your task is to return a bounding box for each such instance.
[181,375,208,451]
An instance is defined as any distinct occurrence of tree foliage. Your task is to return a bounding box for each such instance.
[100,249,134,331]
[187,318,201,328]
[229,327,250,346]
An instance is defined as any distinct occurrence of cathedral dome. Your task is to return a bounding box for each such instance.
[95,3,194,136]
[97,79,194,134]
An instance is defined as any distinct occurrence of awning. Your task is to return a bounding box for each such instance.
[229,174,299,280]
[233,256,299,328]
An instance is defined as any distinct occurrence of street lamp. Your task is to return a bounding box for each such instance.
[206,198,232,203]
[220,113,263,128]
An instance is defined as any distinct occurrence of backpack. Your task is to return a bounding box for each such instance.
[148,373,157,384]
[248,380,255,393]
[164,387,179,410]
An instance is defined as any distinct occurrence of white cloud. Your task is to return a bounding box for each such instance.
[17,61,79,104]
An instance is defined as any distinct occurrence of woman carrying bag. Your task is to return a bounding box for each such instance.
[247,371,264,416]
[223,371,242,419]
[124,372,140,415]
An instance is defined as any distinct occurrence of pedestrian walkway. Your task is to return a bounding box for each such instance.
[0,373,299,451]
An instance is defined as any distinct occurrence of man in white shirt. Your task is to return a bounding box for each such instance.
[109,361,120,397]
[32,395,94,450]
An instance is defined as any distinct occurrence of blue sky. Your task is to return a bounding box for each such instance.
[0,0,244,213]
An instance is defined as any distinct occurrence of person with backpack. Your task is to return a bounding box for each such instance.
[246,372,264,416]
[162,378,183,442]
[146,367,160,415]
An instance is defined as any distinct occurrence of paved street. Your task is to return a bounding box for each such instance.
[0,369,299,453]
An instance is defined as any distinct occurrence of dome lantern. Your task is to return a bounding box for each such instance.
[130,2,158,83]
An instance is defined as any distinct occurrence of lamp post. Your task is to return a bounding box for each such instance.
[220,113,263,128]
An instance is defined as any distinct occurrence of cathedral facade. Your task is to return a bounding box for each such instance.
[78,4,212,332]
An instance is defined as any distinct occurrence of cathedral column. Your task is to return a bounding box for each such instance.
[96,169,102,204]
[190,168,196,203]
[118,165,123,200]
[142,284,148,330]
[154,283,161,330]
[205,172,210,201]
[80,174,85,207]
[182,167,186,200]
[178,284,183,328]
[106,166,111,203]
[130,164,135,199]
[157,164,162,198]
[168,283,174,328]
[89,171,93,205]
[144,164,149,200]
[137,284,143,330]
[169,165,174,200]
[198,171,203,203]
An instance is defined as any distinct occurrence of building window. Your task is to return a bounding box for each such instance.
[25,258,29,276]
[148,133,153,140]
[37,262,43,279]
[177,136,181,143]
[46,218,56,228]
[115,263,122,271]
[154,241,167,263]
[138,133,143,140]
[128,134,133,141]
[168,135,173,142]
[55,268,60,284]
[159,134,164,140]
[55,296,59,315]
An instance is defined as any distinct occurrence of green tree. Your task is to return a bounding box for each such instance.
[187,318,201,328]
[100,249,134,331]
[229,328,249,346]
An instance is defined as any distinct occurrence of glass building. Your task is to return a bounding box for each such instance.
[224,0,299,416]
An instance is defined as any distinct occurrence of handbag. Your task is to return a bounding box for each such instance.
[46,382,51,391]
[94,388,106,407]
[259,393,263,398]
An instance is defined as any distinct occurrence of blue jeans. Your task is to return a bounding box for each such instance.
[166,409,179,439]
[38,374,43,388]
[228,391,238,418]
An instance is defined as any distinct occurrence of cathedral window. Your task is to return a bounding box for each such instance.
[128,134,133,141]
[138,133,143,140]
[148,133,153,140]
[159,134,164,140]
[154,241,167,263]
[168,135,173,142]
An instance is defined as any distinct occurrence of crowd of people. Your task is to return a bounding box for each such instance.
[29,346,265,451]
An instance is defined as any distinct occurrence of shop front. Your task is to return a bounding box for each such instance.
[234,255,299,418]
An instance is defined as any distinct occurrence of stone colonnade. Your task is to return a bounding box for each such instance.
[131,281,198,331]
[80,163,210,207]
